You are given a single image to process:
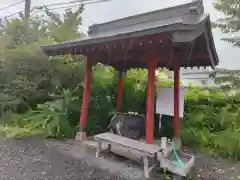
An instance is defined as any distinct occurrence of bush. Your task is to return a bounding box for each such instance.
[0,89,78,139]
[182,88,240,160]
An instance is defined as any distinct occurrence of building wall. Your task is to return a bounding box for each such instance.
[167,67,215,87]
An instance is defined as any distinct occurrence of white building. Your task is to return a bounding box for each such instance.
[167,67,218,88]
[180,67,215,87]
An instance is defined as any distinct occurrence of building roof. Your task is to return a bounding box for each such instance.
[41,0,219,71]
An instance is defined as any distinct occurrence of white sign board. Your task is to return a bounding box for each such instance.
[156,88,187,118]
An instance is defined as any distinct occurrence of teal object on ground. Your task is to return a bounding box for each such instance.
[171,141,184,167]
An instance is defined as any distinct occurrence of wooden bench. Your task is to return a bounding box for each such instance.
[94,132,163,178]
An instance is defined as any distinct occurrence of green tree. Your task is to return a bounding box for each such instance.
[212,1,240,92]
[0,5,86,111]
[213,0,240,46]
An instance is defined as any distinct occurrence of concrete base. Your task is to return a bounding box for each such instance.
[62,140,146,180]
[140,138,173,158]
[75,132,87,141]
[81,139,142,162]
[60,136,183,179]
[71,137,175,179]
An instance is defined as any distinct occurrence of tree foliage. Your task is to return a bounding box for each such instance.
[183,88,240,160]
[213,0,240,46]
[212,1,240,94]
[0,6,85,112]
[0,6,87,136]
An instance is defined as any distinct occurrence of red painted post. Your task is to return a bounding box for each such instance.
[174,63,180,138]
[146,57,157,144]
[116,72,124,113]
[79,59,92,140]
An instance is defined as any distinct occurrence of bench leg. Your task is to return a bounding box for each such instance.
[96,141,102,158]
[107,144,111,152]
[143,156,149,178]
[154,152,158,163]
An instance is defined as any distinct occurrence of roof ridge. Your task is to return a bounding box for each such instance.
[88,0,204,35]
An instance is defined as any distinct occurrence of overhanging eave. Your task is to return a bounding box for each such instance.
[40,0,219,69]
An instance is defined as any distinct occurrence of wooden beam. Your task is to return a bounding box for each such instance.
[191,52,210,59]
[173,62,180,138]
[146,57,157,144]
[79,59,92,133]
[116,71,124,113]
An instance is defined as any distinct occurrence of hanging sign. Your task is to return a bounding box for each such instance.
[156,88,187,118]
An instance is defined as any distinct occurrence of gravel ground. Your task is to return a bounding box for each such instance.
[0,137,240,180]
[192,152,240,180]
[52,140,240,180]
[0,137,126,180]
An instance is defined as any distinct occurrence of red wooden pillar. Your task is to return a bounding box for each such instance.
[146,57,157,144]
[79,59,92,140]
[116,71,124,113]
[173,63,180,138]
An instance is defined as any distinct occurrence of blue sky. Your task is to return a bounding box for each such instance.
[0,0,239,69]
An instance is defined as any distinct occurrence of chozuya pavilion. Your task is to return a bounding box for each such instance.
[41,0,219,144]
